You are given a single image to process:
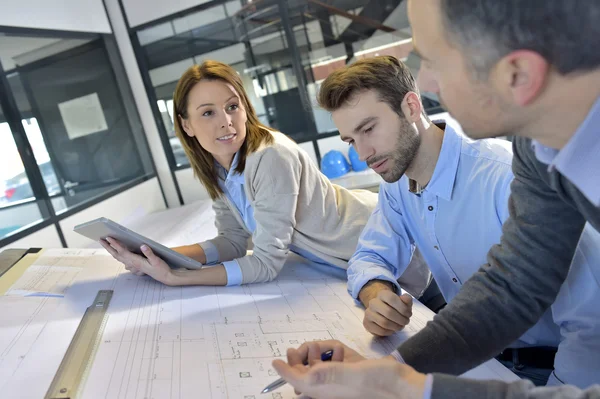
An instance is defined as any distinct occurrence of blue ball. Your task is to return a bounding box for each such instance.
[348,145,368,171]
[321,150,351,179]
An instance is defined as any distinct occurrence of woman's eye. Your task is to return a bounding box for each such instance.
[202,110,214,117]
[228,104,239,111]
[364,126,374,134]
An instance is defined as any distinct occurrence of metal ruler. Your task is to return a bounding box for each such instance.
[45,290,113,399]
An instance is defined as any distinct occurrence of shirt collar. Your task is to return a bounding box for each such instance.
[531,94,600,206]
[215,151,245,184]
[409,121,461,201]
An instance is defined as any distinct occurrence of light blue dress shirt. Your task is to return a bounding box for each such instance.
[349,123,561,347]
[532,94,600,206]
[200,152,338,286]
[530,94,600,387]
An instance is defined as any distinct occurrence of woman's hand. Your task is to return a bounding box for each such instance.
[100,237,173,285]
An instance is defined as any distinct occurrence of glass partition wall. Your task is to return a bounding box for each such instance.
[131,0,441,171]
[0,29,155,246]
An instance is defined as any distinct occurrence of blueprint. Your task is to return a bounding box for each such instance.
[3,249,109,297]
[80,255,517,399]
[0,250,122,398]
[0,250,518,399]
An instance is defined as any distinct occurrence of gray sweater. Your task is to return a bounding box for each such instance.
[202,131,431,292]
[397,137,600,398]
[203,132,378,283]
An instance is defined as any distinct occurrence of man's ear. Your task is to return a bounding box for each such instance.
[401,92,423,122]
[179,115,194,137]
[497,50,549,106]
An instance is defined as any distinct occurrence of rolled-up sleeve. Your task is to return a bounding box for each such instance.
[348,186,414,299]
[222,260,244,286]
[198,197,251,264]
[199,241,219,265]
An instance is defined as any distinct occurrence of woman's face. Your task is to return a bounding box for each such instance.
[180,79,247,168]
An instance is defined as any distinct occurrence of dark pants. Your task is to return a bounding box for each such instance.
[418,278,447,313]
[497,359,552,386]
[495,347,557,386]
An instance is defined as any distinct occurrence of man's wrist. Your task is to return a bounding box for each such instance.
[392,363,428,399]
[358,279,395,306]
[387,350,406,364]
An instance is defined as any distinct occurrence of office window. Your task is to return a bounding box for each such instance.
[2,34,154,214]
[131,0,442,172]
[0,30,155,245]
[136,0,273,168]
[0,121,44,239]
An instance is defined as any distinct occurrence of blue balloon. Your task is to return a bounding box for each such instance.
[320,150,351,179]
[348,145,368,171]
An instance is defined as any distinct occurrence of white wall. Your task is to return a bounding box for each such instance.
[175,168,210,204]
[149,58,196,87]
[194,43,246,66]
[136,1,242,45]
[0,0,111,33]
[148,43,246,87]
[104,0,181,208]
[1,225,63,250]
[59,178,166,247]
[358,2,411,51]
[123,0,234,28]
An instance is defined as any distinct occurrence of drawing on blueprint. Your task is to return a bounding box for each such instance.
[0,250,517,399]
[0,250,124,399]
[78,259,415,399]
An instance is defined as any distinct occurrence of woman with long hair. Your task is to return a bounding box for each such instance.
[100,60,427,290]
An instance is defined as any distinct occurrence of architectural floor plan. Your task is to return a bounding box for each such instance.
[0,249,518,399]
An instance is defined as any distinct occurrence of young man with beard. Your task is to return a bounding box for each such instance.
[271,0,600,397]
[317,55,599,388]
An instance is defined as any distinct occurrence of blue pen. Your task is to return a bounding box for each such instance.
[261,349,334,394]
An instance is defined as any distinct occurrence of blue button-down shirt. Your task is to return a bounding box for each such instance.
[200,152,338,286]
[349,123,561,347]
[532,95,600,206]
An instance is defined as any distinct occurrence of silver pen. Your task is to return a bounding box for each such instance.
[261,349,334,394]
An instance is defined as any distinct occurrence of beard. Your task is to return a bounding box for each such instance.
[368,116,421,183]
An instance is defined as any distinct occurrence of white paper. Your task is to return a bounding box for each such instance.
[0,251,122,398]
[0,236,518,398]
[4,249,115,297]
[58,93,108,139]
[77,255,518,399]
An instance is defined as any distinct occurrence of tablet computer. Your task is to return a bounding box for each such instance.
[73,217,203,270]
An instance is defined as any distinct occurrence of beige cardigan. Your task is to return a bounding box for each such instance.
[200,131,429,289]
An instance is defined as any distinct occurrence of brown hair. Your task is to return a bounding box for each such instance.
[173,60,273,200]
[318,55,427,119]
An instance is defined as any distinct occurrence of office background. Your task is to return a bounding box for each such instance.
[0,0,442,250]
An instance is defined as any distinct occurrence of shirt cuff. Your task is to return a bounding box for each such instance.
[348,263,402,299]
[223,260,243,286]
[423,374,434,399]
[199,241,219,265]
[389,349,406,364]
